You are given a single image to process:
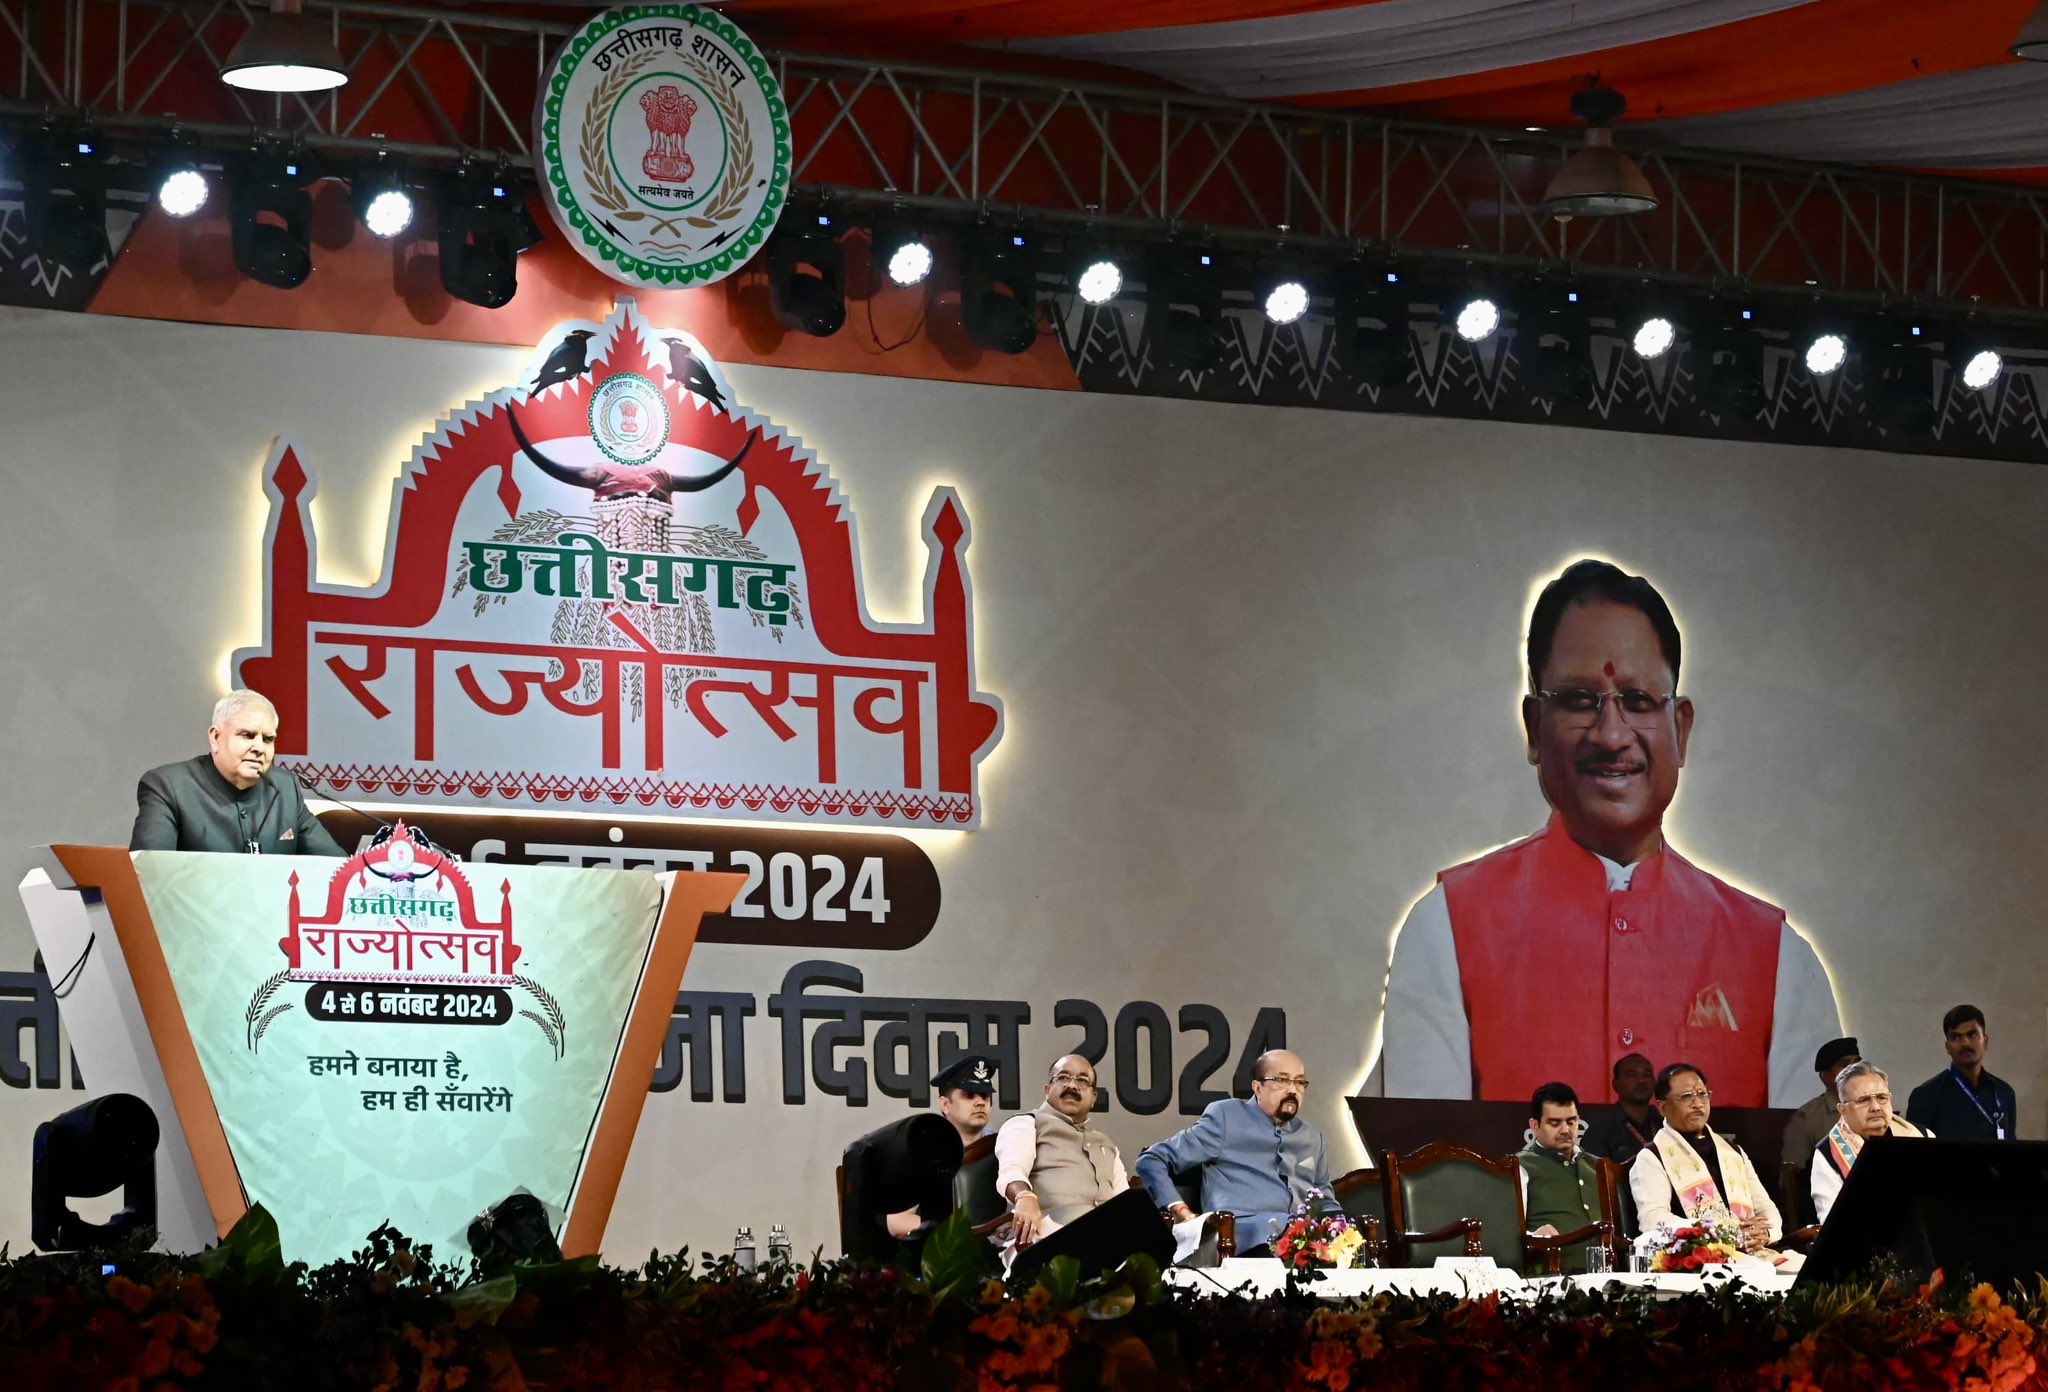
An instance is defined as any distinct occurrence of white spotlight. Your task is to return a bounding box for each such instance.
[1455,297,1500,342]
[885,238,932,287]
[1633,316,1675,360]
[158,167,208,218]
[1961,348,2002,391]
[1265,279,1309,325]
[363,187,415,239]
[1804,332,1846,376]
[1076,258,1122,305]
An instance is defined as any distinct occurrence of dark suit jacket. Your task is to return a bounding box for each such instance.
[130,754,346,856]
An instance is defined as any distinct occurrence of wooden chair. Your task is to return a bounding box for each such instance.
[1330,1167,1388,1265]
[1384,1142,1615,1274]
[1129,1169,1237,1264]
[953,1135,1011,1239]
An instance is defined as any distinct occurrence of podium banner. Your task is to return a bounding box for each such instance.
[132,830,664,1264]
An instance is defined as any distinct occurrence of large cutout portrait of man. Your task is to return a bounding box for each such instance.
[1381,559,1841,1106]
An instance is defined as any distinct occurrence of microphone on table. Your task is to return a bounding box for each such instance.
[284,767,452,859]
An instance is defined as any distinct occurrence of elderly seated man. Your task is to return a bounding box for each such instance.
[1812,1061,1930,1223]
[1135,1050,1331,1255]
[1630,1061,1783,1255]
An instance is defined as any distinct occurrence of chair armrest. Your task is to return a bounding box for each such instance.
[1207,1211,1236,1261]
[972,1214,1012,1240]
[1779,1224,1821,1253]
[1528,1219,1614,1275]
[1404,1217,1484,1257]
[1359,1215,1384,1266]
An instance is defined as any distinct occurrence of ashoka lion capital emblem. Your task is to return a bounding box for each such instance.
[639,84,698,184]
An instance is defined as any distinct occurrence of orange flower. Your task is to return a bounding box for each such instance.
[105,1275,154,1315]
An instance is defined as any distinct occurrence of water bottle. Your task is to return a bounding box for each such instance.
[733,1225,758,1274]
[767,1223,791,1266]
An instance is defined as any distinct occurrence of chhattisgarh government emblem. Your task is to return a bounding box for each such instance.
[589,372,670,464]
[536,4,791,288]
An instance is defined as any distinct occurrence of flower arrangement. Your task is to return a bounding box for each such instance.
[1271,1188,1368,1271]
[1648,1206,1743,1273]
[5,1205,2048,1391]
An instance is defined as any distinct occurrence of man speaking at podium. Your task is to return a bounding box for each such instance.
[130,691,344,856]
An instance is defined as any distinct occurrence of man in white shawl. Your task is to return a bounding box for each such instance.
[1812,1061,1929,1223]
[1630,1062,1783,1254]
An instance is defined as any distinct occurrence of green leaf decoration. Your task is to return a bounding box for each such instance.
[918,1208,999,1294]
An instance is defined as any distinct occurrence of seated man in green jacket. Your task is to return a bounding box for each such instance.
[1518,1081,1605,1273]
[130,690,345,856]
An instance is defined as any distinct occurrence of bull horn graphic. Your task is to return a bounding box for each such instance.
[506,399,755,496]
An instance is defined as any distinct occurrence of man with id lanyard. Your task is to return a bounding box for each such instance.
[1905,1006,2018,1141]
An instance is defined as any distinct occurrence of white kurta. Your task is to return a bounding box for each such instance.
[1629,1133,1784,1243]
[1381,853,1842,1106]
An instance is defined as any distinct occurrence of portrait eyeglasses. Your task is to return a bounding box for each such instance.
[1256,1076,1310,1090]
[1535,687,1677,730]
[1049,1073,1097,1089]
[1668,1089,1712,1104]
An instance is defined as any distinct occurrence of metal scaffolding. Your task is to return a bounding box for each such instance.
[3,0,2046,317]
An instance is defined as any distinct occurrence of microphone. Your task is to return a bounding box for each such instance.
[284,767,449,858]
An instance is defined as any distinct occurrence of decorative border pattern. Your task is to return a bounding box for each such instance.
[289,761,977,824]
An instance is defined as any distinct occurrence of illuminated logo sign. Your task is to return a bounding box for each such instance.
[537,4,791,289]
[237,303,1004,828]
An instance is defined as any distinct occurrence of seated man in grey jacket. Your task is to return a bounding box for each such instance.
[130,690,345,856]
[1136,1050,1331,1254]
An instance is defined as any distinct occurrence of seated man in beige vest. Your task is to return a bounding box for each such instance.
[992,1053,1128,1249]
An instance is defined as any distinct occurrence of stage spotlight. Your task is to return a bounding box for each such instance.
[959,232,1038,354]
[157,164,208,218]
[1870,315,1935,431]
[1264,277,1309,325]
[227,150,317,288]
[883,232,933,287]
[768,209,847,336]
[353,158,416,240]
[1526,280,1594,403]
[1455,295,1501,343]
[32,1093,159,1251]
[1697,298,1765,415]
[1146,249,1222,374]
[1804,331,1847,377]
[22,127,111,268]
[1960,347,2001,391]
[1076,257,1122,306]
[221,0,347,92]
[1336,264,1411,391]
[1633,315,1675,360]
[364,187,413,238]
[438,168,543,308]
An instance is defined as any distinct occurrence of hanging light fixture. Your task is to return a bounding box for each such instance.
[1542,81,1657,221]
[2014,3,2048,59]
[221,0,347,92]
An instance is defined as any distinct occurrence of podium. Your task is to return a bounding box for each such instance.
[17,836,739,1264]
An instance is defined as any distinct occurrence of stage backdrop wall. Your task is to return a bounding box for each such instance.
[1,303,2044,1261]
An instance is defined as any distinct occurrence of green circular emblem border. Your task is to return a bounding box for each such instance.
[540,4,792,289]
[588,373,672,467]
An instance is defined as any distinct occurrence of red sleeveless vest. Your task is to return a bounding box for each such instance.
[1440,815,1782,1106]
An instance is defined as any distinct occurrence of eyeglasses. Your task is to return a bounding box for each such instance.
[1535,688,1677,730]
[1668,1089,1712,1104]
[1049,1072,1097,1089]
[1256,1076,1310,1090]
[1841,1093,1893,1108]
